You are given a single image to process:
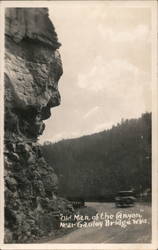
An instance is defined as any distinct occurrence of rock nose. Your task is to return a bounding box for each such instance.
[41,90,61,121]
[49,89,61,108]
[50,90,61,107]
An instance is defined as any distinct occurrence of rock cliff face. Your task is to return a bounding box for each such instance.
[4,8,73,243]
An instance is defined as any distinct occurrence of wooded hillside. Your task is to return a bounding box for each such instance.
[42,113,151,201]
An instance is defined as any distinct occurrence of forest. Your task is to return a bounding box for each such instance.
[42,113,151,201]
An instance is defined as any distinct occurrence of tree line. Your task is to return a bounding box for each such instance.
[42,113,151,201]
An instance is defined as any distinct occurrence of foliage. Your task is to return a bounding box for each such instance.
[42,113,151,201]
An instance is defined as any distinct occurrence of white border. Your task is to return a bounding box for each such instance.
[0,1,157,249]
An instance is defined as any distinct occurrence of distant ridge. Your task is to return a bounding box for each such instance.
[42,112,151,201]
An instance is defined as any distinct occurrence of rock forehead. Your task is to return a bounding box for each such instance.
[5,8,61,48]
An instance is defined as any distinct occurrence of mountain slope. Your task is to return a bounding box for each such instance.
[42,113,151,201]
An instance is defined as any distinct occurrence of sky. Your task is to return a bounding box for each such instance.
[39,2,152,144]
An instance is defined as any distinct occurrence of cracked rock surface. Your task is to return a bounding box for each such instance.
[4,8,73,243]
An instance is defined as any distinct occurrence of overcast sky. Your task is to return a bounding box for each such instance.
[39,2,152,144]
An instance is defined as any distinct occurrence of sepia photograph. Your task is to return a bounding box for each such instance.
[0,0,157,249]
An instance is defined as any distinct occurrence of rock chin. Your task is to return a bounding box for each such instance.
[4,8,73,243]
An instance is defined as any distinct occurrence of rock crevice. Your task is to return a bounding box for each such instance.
[4,8,73,243]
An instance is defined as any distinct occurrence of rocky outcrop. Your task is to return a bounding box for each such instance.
[4,8,73,243]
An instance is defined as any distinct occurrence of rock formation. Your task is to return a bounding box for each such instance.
[4,8,73,243]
